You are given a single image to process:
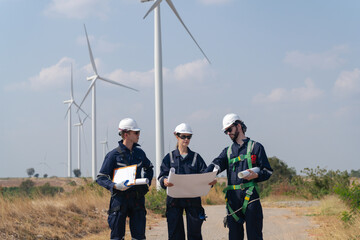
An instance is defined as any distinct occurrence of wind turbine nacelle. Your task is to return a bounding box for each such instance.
[87,76,97,81]
[141,0,153,2]
[63,100,72,104]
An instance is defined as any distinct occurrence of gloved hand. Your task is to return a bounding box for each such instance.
[115,180,129,191]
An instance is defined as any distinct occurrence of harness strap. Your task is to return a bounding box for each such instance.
[225,139,260,219]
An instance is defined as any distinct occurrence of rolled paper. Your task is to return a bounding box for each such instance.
[134,178,149,185]
[237,167,260,179]
[168,167,176,183]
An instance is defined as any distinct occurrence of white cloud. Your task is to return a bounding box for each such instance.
[5,57,74,91]
[253,78,323,104]
[198,0,233,5]
[106,69,154,88]
[172,59,214,82]
[105,58,213,88]
[333,68,360,96]
[284,45,347,70]
[44,0,110,19]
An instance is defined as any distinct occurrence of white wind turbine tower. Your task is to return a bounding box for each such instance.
[64,64,87,177]
[100,128,109,160]
[79,24,138,180]
[74,114,88,172]
[141,0,211,189]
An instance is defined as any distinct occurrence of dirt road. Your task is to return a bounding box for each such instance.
[147,202,318,240]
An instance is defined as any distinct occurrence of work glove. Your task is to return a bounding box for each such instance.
[115,180,130,191]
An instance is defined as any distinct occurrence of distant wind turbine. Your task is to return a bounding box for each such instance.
[63,64,87,177]
[100,128,109,160]
[74,113,88,172]
[79,24,138,180]
[141,0,210,189]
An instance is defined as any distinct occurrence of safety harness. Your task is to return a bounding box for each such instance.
[223,140,260,222]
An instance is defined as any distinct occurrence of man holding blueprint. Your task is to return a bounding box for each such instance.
[96,118,154,240]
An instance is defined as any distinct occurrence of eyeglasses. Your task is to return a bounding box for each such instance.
[178,134,192,140]
[224,124,236,134]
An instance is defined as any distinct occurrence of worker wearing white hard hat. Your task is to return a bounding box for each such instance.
[97,117,154,240]
[206,113,273,240]
[158,123,212,240]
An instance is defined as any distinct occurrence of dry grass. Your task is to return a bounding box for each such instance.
[0,180,110,239]
[307,195,360,240]
[0,179,169,240]
[202,182,226,205]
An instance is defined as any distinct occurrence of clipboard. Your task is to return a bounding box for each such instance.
[112,164,137,186]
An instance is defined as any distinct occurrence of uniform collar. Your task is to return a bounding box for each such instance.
[118,140,140,152]
[233,137,250,148]
[173,147,193,160]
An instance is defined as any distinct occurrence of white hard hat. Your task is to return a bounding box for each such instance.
[118,118,140,133]
[174,123,193,134]
[222,113,241,130]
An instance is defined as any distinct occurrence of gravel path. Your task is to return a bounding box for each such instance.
[146,202,319,240]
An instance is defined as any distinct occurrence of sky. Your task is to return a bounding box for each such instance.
[0,0,359,178]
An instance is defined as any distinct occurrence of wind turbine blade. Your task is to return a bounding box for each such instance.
[165,0,211,64]
[64,102,73,119]
[78,78,97,111]
[77,112,82,123]
[98,76,139,92]
[83,24,98,75]
[73,101,89,118]
[143,0,163,19]
[70,64,74,99]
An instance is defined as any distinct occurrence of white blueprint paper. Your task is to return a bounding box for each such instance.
[167,167,218,198]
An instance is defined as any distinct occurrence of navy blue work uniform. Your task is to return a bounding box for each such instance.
[207,138,273,240]
[158,147,207,240]
[97,140,154,240]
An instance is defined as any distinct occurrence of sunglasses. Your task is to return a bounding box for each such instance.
[129,131,140,135]
[224,124,236,134]
[178,134,192,140]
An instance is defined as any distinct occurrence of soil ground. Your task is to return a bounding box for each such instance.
[146,201,319,240]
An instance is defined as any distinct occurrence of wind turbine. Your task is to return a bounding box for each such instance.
[74,113,88,172]
[64,64,87,177]
[100,128,109,160]
[79,24,138,180]
[142,0,210,189]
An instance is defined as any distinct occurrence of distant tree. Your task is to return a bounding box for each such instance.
[73,169,81,178]
[267,156,297,183]
[26,168,35,178]
[20,179,35,188]
[43,174,48,178]
[34,173,39,178]
[258,157,297,196]
[350,169,360,178]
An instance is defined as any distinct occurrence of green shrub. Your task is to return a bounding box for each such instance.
[335,182,360,211]
[145,188,167,216]
[291,167,350,199]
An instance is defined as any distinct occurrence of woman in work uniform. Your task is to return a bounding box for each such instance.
[158,123,208,240]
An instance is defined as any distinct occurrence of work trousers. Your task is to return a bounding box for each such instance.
[108,196,146,240]
[166,206,205,240]
[227,199,263,240]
